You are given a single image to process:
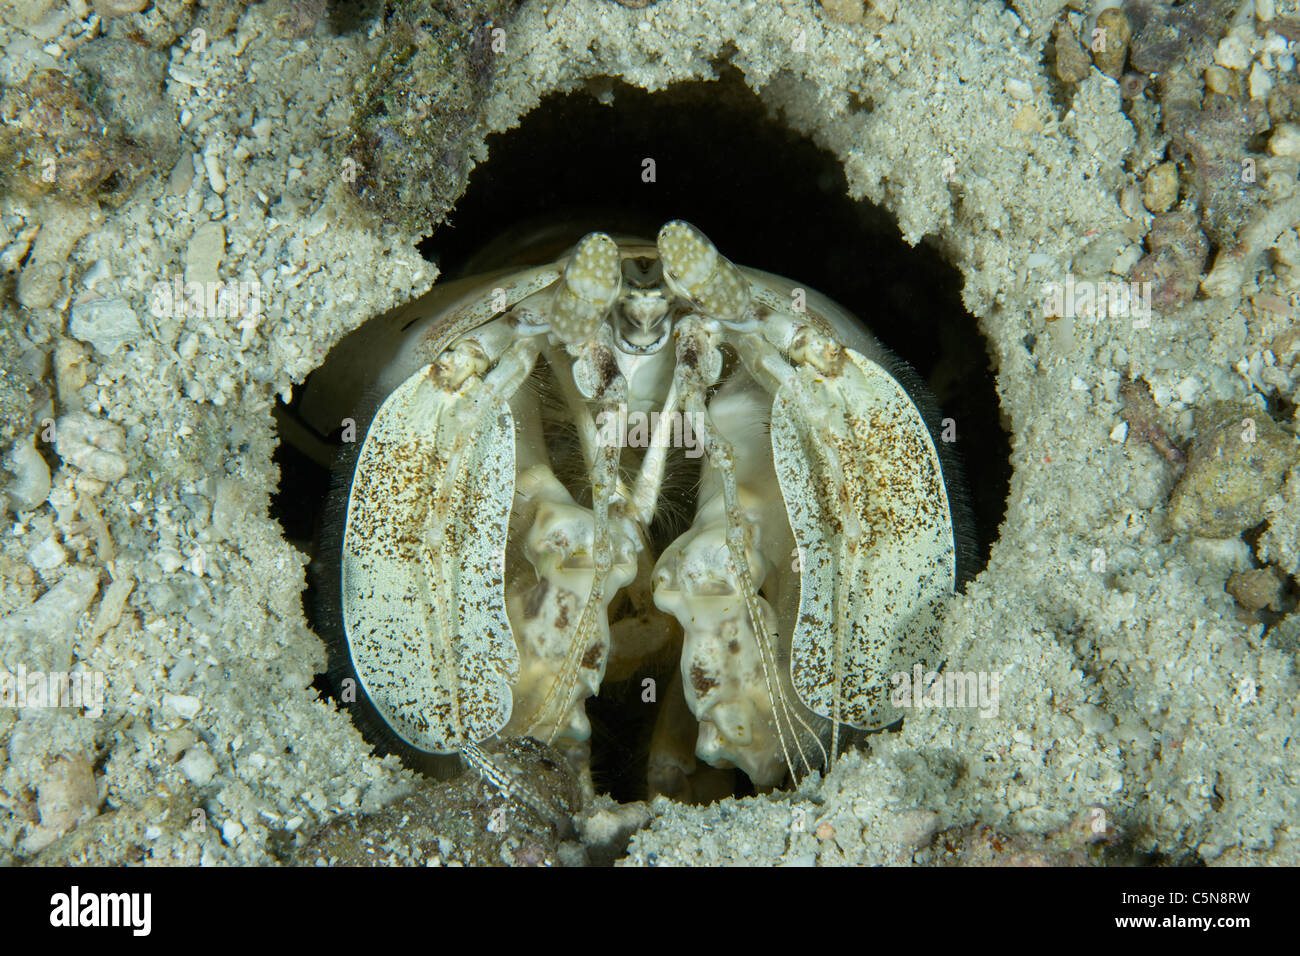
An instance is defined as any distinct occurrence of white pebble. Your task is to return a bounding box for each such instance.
[163,692,202,719]
[168,64,202,87]
[1215,34,1251,71]
[54,411,127,482]
[97,0,149,17]
[1110,421,1129,443]
[1005,77,1032,100]
[1249,61,1273,99]
[69,297,142,355]
[28,536,66,570]
[185,221,226,286]
[203,151,226,194]
[1269,123,1300,158]
[156,548,184,574]
[1257,0,1275,21]
[3,437,51,511]
[1077,703,1116,734]
[1111,244,1142,275]
[1200,248,1246,298]
[1263,33,1289,54]
[179,747,218,785]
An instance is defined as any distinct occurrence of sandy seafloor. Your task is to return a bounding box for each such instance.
[0,0,1298,866]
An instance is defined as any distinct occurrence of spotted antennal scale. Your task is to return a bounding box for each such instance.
[772,350,955,736]
[342,362,521,752]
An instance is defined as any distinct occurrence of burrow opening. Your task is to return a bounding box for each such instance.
[272,68,1011,804]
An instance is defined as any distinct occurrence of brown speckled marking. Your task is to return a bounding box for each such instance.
[690,663,719,696]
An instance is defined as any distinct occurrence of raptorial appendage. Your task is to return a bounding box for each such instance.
[340,219,958,792]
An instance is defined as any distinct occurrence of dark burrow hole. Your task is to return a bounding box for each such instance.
[272,68,1011,806]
